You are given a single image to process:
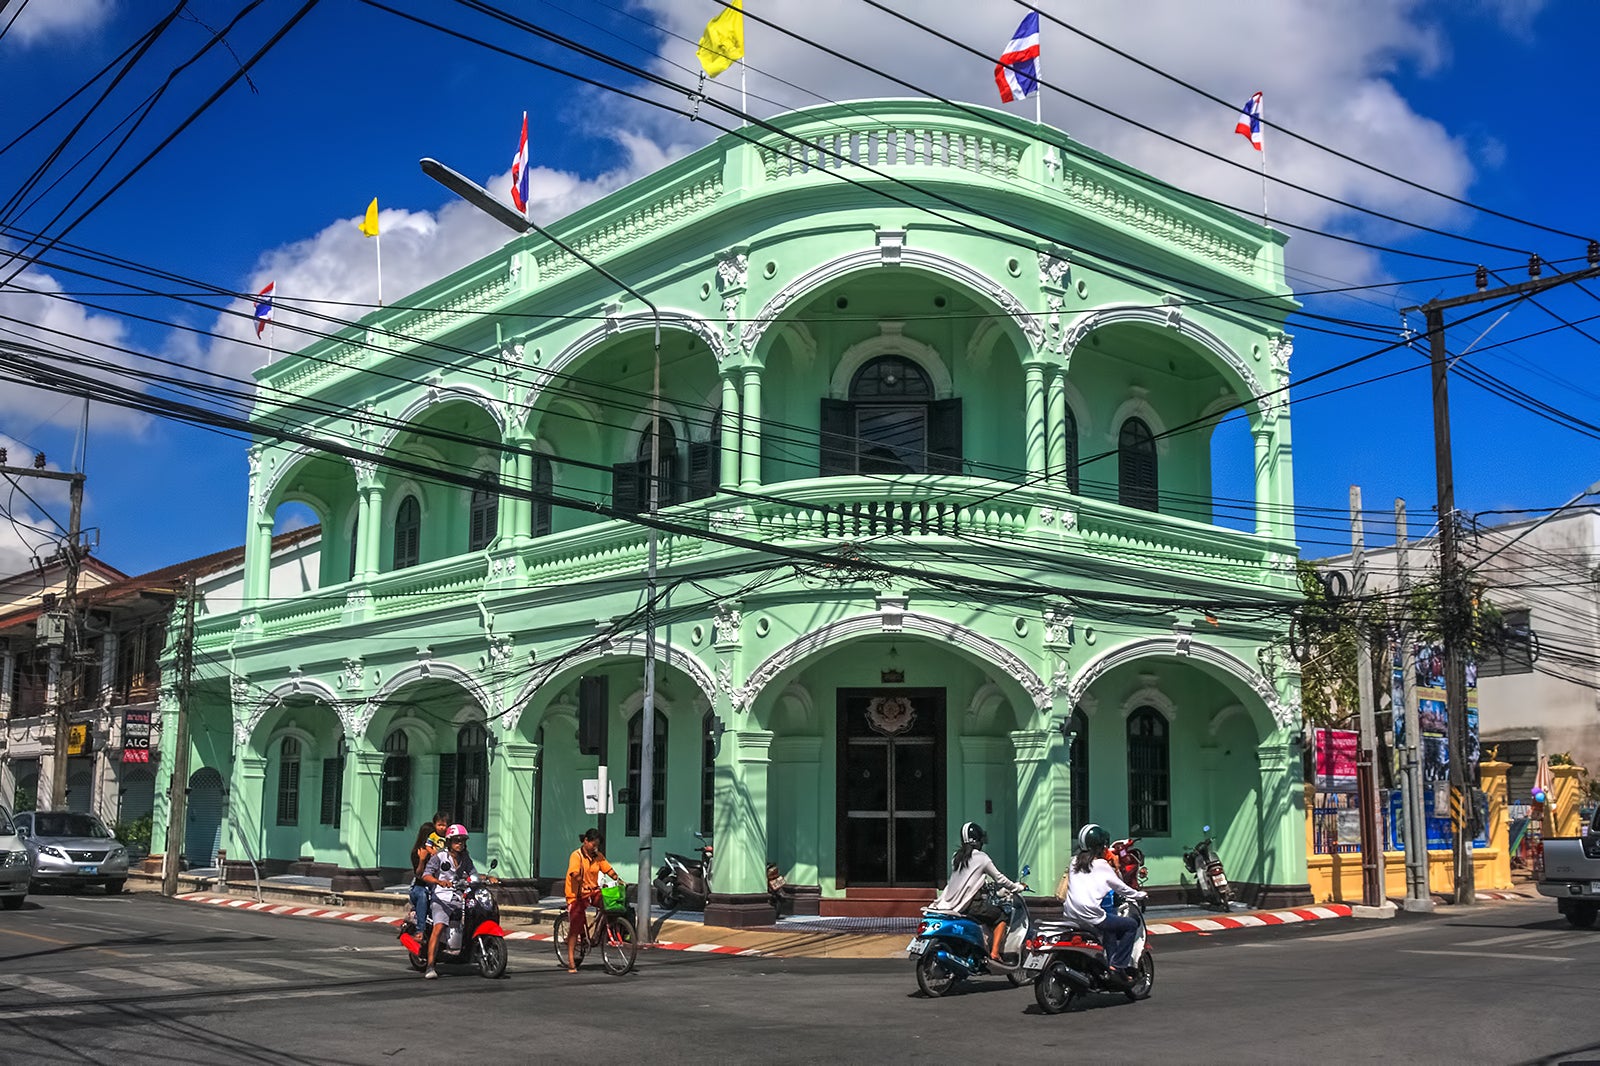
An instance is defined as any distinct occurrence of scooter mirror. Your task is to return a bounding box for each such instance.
[1202,825,1211,833]
[490,858,499,870]
[1020,864,1031,878]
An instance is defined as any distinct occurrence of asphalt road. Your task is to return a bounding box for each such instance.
[0,889,1596,1064]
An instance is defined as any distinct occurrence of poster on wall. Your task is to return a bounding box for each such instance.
[1314,728,1359,792]
[1392,643,1480,786]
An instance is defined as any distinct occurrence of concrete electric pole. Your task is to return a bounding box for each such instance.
[1402,251,1600,905]
[1349,486,1386,909]
[161,573,197,896]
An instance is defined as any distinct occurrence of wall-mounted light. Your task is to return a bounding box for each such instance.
[880,643,904,685]
[706,714,727,750]
[1055,714,1079,747]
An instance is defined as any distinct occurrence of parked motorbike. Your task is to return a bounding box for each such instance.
[653,832,714,911]
[1183,825,1234,910]
[907,865,1033,998]
[1110,830,1148,888]
[399,860,508,978]
[1025,894,1154,1013]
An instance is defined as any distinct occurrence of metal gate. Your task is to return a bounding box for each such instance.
[185,768,224,868]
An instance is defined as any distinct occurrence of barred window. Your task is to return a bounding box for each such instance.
[275,737,301,826]
[380,730,411,831]
[627,711,667,837]
[1127,708,1170,836]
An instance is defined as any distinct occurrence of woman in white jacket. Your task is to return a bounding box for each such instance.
[929,822,1026,959]
[1063,823,1147,981]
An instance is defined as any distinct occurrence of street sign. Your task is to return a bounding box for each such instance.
[122,709,152,763]
[67,723,88,755]
[121,748,150,764]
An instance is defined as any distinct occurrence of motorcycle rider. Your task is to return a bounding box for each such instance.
[928,821,1026,960]
[1063,823,1147,983]
[421,824,484,980]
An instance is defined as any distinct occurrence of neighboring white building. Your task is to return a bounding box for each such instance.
[0,528,321,830]
[1320,506,1600,799]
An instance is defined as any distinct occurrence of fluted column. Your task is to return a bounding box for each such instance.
[720,373,741,490]
[739,366,763,490]
[1046,367,1067,487]
[1023,362,1047,480]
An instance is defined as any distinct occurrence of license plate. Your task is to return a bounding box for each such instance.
[1023,953,1048,971]
[906,939,927,956]
[78,865,98,875]
[1590,881,1600,894]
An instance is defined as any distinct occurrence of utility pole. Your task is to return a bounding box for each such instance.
[1350,486,1384,908]
[1403,250,1600,906]
[161,573,197,896]
[0,453,86,811]
[1395,500,1434,911]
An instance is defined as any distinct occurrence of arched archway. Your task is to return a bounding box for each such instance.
[185,767,225,868]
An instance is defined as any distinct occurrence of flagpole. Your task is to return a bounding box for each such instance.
[740,59,747,124]
[375,230,384,308]
[1258,95,1269,227]
[267,291,276,367]
[1034,25,1042,126]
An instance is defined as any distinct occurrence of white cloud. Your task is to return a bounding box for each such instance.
[6,0,115,47]
[0,434,72,576]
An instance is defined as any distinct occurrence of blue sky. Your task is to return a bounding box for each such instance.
[0,0,1596,576]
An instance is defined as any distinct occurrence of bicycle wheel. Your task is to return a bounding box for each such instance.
[600,914,638,975]
[551,914,586,969]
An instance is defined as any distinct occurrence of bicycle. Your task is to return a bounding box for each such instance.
[551,891,639,975]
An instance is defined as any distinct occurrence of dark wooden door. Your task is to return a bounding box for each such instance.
[837,689,945,886]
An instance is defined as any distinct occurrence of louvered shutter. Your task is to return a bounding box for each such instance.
[437,753,458,822]
[612,459,646,515]
[687,441,717,500]
[929,398,964,474]
[819,399,853,475]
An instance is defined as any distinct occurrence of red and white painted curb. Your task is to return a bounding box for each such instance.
[175,893,764,957]
[1147,904,1352,935]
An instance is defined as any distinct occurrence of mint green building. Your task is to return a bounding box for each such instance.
[153,100,1308,922]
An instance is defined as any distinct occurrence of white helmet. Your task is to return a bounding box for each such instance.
[1077,823,1110,852]
[961,821,987,847]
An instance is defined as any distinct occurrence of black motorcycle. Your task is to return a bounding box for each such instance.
[654,832,714,911]
[1182,825,1234,910]
[399,860,508,979]
[1025,895,1154,1014]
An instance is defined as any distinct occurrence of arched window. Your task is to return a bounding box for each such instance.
[532,455,553,538]
[701,711,717,836]
[1127,707,1170,836]
[275,737,301,826]
[469,472,499,551]
[380,730,411,830]
[320,736,347,828]
[1118,417,1158,511]
[820,356,961,476]
[613,419,682,514]
[439,723,489,834]
[626,710,668,837]
[393,495,421,569]
[1063,407,1080,495]
[1068,709,1089,835]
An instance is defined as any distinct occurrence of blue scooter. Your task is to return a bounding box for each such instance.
[907,865,1032,997]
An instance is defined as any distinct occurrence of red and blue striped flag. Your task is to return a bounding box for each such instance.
[994,12,1040,103]
[253,281,274,338]
[1235,92,1264,151]
[510,112,531,214]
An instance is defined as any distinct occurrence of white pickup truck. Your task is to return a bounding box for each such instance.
[1538,806,1600,928]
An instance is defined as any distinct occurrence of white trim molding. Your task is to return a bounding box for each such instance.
[508,638,717,730]
[1064,303,1262,412]
[1064,635,1293,730]
[828,322,954,399]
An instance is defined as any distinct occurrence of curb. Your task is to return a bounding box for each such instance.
[1146,904,1352,935]
[174,893,765,957]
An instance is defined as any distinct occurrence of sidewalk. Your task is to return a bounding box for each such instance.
[138,873,1368,959]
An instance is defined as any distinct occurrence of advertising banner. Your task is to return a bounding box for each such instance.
[1314,728,1359,792]
[1393,643,1480,787]
[122,708,152,764]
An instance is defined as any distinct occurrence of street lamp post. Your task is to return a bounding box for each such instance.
[421,158,663,943]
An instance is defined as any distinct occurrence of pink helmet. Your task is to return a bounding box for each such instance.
[446,824,468,840]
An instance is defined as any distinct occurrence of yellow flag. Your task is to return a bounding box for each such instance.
[358,197,380,238]
[696,0,744,78]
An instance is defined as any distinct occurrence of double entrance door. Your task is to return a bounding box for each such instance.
[836,689,945,887]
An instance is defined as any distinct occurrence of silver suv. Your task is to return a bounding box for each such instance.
[15,811,129,895]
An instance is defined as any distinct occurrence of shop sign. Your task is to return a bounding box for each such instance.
[67,723,88,755]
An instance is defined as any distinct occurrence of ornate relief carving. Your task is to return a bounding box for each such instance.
[1064,635,1294,728]
[1064,305,1257,396]
[343,658,365,692]
[1270,333,1293,378]
[713,602,743,648]
[1038,249,1071,290]
[1043,607,1075,648]
[488,635,515,670]
[716,252,749,291]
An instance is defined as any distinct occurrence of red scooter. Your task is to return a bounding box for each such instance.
[399,861,509,978]
[1111,830,1148,888]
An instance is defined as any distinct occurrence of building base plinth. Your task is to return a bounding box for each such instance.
[704,892,776,928]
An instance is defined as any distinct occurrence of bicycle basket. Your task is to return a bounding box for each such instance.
[600,883,628,912]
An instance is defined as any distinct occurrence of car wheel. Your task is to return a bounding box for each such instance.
[1,896,22,911]
[1567,904,1598,929]
[103,879,125,896]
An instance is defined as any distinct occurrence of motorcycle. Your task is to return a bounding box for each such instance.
[399,859,508,978]
[1110,830,1148,888]
[653,832,714,912]
[1025,895,1154,1014]
[907,865,1033,998]
[1183,825,1234,910]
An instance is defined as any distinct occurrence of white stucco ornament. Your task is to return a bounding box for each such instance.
[865,696,916,736]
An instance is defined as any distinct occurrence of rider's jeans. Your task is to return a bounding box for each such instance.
[409,883,431,933]
[1098,914,1139,968]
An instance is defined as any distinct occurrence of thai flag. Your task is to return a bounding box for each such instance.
[510,111,531,215]
[994,12,1040,104]
[253,281,274,338]
[1235,92,1264,151]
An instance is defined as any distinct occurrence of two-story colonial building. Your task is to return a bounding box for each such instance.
[152,99,1308,923]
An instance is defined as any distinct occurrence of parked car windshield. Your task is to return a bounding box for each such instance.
[32,813,111,839]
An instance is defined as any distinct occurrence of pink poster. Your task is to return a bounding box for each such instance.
[1314,728,1359,792]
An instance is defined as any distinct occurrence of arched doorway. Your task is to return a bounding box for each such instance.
[185,767,225,868]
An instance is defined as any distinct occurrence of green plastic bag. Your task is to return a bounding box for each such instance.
[600,883,627,912]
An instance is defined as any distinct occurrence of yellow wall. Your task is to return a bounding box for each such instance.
[1304,761,1515,904]
[1550,764,1589,839]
